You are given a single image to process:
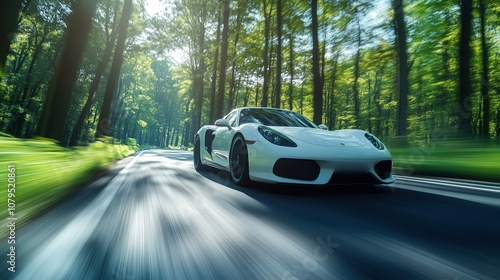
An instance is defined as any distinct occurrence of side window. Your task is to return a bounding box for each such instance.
[228,112,238,127]
[239,110,248,125]
[224,111,237,127]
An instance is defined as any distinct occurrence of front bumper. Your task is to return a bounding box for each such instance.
[246,140,395,185]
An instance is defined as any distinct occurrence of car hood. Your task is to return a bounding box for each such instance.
[270,127,366,147]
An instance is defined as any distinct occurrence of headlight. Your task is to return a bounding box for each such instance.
[258,126,297,147]
[365,133,385,150]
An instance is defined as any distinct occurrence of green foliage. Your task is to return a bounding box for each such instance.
[0,136,136,238]
[126,137,139,150]
[391,141,500,182]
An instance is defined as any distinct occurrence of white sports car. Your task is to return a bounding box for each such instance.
[194,107,395,186]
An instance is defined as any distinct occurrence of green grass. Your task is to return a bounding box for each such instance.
[390,141,500,182]
[0,137,136,238]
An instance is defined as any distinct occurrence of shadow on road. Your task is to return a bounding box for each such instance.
[196,166,394,196]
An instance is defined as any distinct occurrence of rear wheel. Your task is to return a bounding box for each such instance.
[194,135,207,171]
[229,135,250,185]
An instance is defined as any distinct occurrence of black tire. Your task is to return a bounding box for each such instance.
[229,135,251,185]
[194,135,208,171]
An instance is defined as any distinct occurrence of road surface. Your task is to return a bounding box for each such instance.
[2,150,500,279]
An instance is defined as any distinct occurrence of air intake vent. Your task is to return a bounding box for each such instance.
[273,159,320,181]
[375,160,392,179]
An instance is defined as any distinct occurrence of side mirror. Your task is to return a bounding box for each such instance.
[319,124,328,130]
[215,119,231,129]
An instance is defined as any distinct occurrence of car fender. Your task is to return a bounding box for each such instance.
[232,124,268,166]
[234,123,260,142]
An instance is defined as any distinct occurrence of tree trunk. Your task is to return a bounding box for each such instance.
[393,0,409,137]
[192,1,207,144]
[234,75,242,107]
[260,0,273,107]
[254,84,260,106]
[288,34,294,110]
[95,0,133,139]
[174,123,180,146]
[209,10,221,124]
[69,30,118,146]
[352,20,361,128]
[182,121,191,147]
[439,14,452,129]
[36,0,99,142]
[457,0,473,136]
[320,29,326,115]
[327,55,338,130]
[243,76,250,107]
[495,107,499,142]
[227,2,244,112]
[479,0,489,138]
[374,67,385,136]
[166,96,175,146]
[215,0,230,119]
[300,78,305,115]
[273,0,282,109]
[70,2,119,146]
[311,0,322,124]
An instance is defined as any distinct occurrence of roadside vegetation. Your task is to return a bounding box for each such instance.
[390,140,500,183]
[0,136,137,237]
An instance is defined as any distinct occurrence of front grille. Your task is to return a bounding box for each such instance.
[375,160,392,179]
[273,159,320,181]
[328,173,380,185]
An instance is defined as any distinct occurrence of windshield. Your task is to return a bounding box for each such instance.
[239,108,318,128]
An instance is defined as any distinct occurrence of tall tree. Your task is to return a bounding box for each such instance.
[457,0,473,136]
[36,0,99,142]
[479,0,490,138]
[288,34,294,110]
[95,0,133,139]
[274,0,283,108]
[227,0,245,111]
[69,0,119,146]
[260,0,273,107]
[326,53,339,130]
[215,0,230,119]
[311,0,322,124]
[393,0,409,137]
[209,11,222,124]
[352,16,362,128]
[191,0,208,143]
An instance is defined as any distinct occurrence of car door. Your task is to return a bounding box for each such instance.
[212,111,237,168]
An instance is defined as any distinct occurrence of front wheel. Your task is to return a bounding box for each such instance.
[229,135,251,185]
[194,135,208,171]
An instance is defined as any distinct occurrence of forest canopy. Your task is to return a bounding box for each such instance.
[0,0,499,148]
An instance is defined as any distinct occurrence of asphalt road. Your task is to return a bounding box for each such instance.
[2,150,500,280]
